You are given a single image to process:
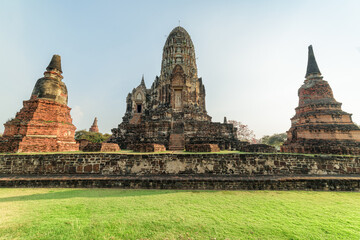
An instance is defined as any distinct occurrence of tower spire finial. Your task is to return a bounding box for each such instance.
[305,45,321,78]
[141,74,145,86]
[46,54,62,73]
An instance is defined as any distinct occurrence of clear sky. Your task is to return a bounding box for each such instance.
[1,0,360,139]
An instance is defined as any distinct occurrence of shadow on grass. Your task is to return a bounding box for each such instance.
[0,189,187,203]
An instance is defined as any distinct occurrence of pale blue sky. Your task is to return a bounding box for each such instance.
[1,0,360,138]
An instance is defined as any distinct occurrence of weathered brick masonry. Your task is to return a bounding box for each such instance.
[82,143,120,152]
[2,153,360,175]
[0,153,359,190]
[1,175,359,191]
[132,143,166,152]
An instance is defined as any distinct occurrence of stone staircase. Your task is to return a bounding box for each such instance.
[169,133,185,151]
[129,113,141,125]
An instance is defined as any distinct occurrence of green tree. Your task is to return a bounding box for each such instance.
[260,133,287,149]
[75,130,111,143]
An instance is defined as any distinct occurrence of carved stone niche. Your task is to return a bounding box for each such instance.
[171,65,186,110]
[133,91,145,114]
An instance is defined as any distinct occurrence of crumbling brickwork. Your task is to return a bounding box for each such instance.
[82,143,120,152]
[243,144,276,153]
[185,144,220,152]
[132,143,166,152]
[1,153,360,176]
[1,175,359,191]
[1,153,359,190]
[77,139,90,151]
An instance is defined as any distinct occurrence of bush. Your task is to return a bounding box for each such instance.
[75,130,111,143]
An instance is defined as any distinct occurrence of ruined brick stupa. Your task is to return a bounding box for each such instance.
[89,117,99,133]
[110,26,238,150]
[0,55,79,153]
[281,46,360,155]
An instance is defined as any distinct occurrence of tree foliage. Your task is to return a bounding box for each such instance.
[228,120,257,143]
[75,130,111,143]
[260,133,287,149]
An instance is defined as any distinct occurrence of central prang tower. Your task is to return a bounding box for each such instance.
[157,26,208,120]
[122,26,210,123]
[110,26,237,150]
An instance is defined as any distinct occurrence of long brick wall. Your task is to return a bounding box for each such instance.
[1,153,359,190]
[1,153,360,176]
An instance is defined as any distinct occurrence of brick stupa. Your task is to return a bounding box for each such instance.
[281,46,360,155]
[0,55,79,153]
[89,117,99,133]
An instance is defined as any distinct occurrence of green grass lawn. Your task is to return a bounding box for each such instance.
[0,189,359,240]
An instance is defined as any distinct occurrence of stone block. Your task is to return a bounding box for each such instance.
[243,144,276,153]
[132,143,166,152]
[77,139,90,151]
[82,143,120,152]
[185,144,220,152]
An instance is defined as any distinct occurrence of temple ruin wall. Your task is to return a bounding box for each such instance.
[1,153,359,176]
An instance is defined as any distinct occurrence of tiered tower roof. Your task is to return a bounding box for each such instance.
[160,26,197,79]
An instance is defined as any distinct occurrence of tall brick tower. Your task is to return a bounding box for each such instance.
[0,55,79,153]
[89,117,99,133]
[281,46,360,154]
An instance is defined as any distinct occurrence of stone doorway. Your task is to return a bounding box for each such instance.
[137,104,142,113]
